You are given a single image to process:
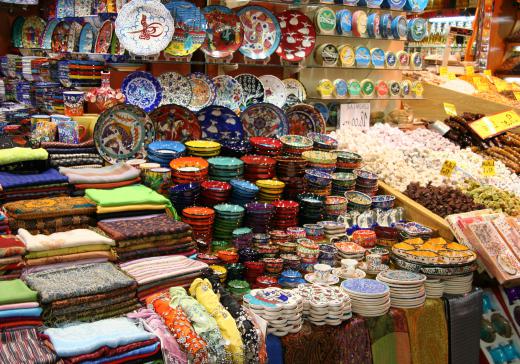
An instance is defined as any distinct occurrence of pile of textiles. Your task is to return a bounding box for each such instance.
[0,168,70,203]
[0,279,41,329]
[3,196,96,234]
[23,262,138,325]
[119,255,207,300]
[0,147,49,173]
[59,163,141,195]
[0,327,59,364]
[85,184,178,220]
[41,139,104,169]
[0,234,26,279]
[18,227,116,269]
[44,317,161,363]
[97,214,194,262]
[0,208,9,235]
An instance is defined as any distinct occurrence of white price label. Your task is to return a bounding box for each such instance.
[339,103,371,132]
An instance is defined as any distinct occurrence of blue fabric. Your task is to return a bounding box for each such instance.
[81,342,160,364]
[0,307,42,318]
[267,334,284,364]
[44,318,156,357]
[0,168,68,189]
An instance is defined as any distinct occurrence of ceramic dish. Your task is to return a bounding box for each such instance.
[41,19,59,50]
[187,72,216,112]
[286,104,326,135]
[235,73,265,110]
[11,16,24,49]
[157,71,192,107]
[201,5,243,59]
[164,0,207,57]
[240,103,288,138]
[78,23,97,53]
[259,75,287,109]
[51,21,71,53]
[237,6,281,60]
[95,20,114,53]
[212,75,244,113]
[22,16,46,49]
[149,104,201,142]
[276,10,316,62]
[283,78,307,107]
[122,71,162,113]
[196,105,244,141]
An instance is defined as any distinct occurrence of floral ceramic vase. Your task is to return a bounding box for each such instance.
[85,71,125,112]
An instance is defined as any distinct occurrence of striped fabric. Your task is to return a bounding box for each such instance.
[0,328,58,364]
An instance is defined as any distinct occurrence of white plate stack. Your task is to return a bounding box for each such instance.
[340,278,391,317]
[444,274,473,295]
[376,270,427,309]
[294,284,352,326]
[243,287,303,336]
[424,278,444,298]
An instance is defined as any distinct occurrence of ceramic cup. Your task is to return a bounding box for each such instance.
[148,167,173,195]
[32,121,57,143]
[366,253,383,271]
[30,114,51,131]
[54,118,82,144]
[314,263,332,283]
[341,258,358,275]
[63,91,85,116]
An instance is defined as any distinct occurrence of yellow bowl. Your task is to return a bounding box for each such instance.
[256,179,285,189]
[186,140,221,149]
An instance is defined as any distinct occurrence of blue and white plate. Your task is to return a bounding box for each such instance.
[237,6,281,60]
[41,19,59,50]
[341,278,390,296]
[212,75,243,113]
[115,0,175,56]
[78,23,96,53]
[122,71,163,113]
[157,71,192,107]
[196,105,244,141]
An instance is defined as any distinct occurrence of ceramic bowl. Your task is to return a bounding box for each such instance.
[305,169,333,186]
[280,135,313,148]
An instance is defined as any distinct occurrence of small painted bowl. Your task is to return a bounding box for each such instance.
[262,257,284,273]
[308,132,338,150]
[281,253,301,270]
[354,169,378,184]
[305,169,333,187]
[277,241,298,253]
[335,151,362,163]
[280,135,313,148]
[371,194,396,210]
[287,227,306,239]
[303,224,324,236]
[345,191,372,206]
[302,150,338,164]
[217,249,239,263]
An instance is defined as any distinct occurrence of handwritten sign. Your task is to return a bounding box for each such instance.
[469,110,520,139]
[444,103,457,117]
[440,160,457,177]
[339,103,371,132]
[482,160,496,176]
[514,91,520,101]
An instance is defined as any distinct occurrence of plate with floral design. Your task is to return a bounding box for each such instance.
[51,21,71,53]
[196,105,244,141]
[235,73,265,110]
[164,0,207,57]
[122,71,162,113]
[187,72,216,111]
[41,19,59,50]
[240,103,288,138]
[238,6,281,60]
[157,71,192,107]
[22,16,46,49]
[149,103,201,142]
[276,10,316,62]
[259,75,286,109]
[78,23,96,53]
[286,104,326,135]
[95,20,114,53]
[201,5,243,59]
[283,78,307,108]
[212,75,243,113]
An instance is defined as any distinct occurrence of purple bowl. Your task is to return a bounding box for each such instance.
[304,169,333,187]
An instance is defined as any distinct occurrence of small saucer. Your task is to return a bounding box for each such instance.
[304,273,340,285]
[333,267,366,280]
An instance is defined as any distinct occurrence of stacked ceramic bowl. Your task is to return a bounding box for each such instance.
[336,151,363,172]
[307,132,338,152]
[325,195,348,220]
[371,195,396,210]
[227,280,250,301]
[271,200,299,230]
[243,287,304,336]
[256,179,285,203]
[444,274,473,294]
[181,206,215,243]
[213,204,245,242]
[302,151,337,174]
[250,137,282,156]
[304,169,333,196]
[270,230,291,246]
[295,284,352,325]
[354,169,379,196]
[334,241,366,260]
[185,140,221,157]
[331,172,357,195]
[241,155,276,181]
[376,270,427,309]
[220,139,252,157]
[297,238,320,271]
[244,202,275,234]
[147,141,186,167]
[287,227,306,240]
[200,181,231,207]
[207,157,244,182]
[345,191,372,212]
[232,227,253,250]
[252,233,270,247]
[244,261,265,285]
[317,244,338,266]
[229,179,259,206]
[279,135,313,156]
[170,157,209,184]
[168,183,200,212]
[424,278,444,298]
[275,156,307,200]
[281,254,301,271]
[303,224,325,243]
[341,278,391,317]
[255,275,280,289]
[297,193,325,224]
[278,269,305,288]
[318,221,346,241]
[262,257,284,274]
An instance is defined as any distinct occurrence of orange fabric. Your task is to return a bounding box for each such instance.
[74,177,141,190]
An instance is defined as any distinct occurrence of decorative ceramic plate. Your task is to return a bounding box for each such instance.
[259,75,286,109]
[377,269,427,284]
[110,31,125,55]
[115,0,174,56]
[21,16,46,49]
[187,72,216,112]
[283,78,307,107]
[75,0,95,17]
[78,23,96,53]
[341,278,390,296]
[237,6,281,60]
[41,19,59,50]
[212,75,243,113]
[276,10,316,62]
[235,73,265,110]
[196,105,244,141]
[157,71,192,107]
[51,21,71,52]
[240,103,288,138]
[286,104,326,135]
[94,104,154,164]
[67,21,82,52]
[164,0,207,57]
[149,104,201,142]
[311,102,329,123]
[95,20,114,53]
[122,71,162,113]
[11,17,24,49]
[56,0,75,18]
[201,5,243,59]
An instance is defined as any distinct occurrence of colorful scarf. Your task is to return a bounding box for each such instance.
[98,214,190,241]
[4,196,96,220]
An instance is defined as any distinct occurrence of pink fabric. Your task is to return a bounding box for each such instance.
[0,302,39,311]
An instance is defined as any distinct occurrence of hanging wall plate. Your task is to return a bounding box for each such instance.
[212,75,244,113]
[164,0,207,57]
[187,72,216,112]
[157,71,192,107]
[237,6,281,60]
[235,73,265,110]
[122,71,163,113]
[21,16,46,49]
[95,20,114,54]
[276,10,316,62]
[201,5,243,59]
[149,103,201,142]
[259,75,287,109]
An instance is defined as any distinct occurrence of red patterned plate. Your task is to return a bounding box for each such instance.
[51,21,70,52]
[149,104,201,142]
[276,10,316,62]
[95,20,113,54]
[201,5,243,59]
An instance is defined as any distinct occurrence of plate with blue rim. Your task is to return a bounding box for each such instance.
[78,23,97,53]
[122,71,163,113]
[196,105,244,141]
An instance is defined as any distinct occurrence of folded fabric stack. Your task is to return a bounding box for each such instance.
[4,196,97,234]
[97,214,194,262]
[23,262,138,325]
[0,327,59,364]
[0,147,49,174]
[0,234,26,279]
[0,279,41,330]
[85,184,179,220]
[18,228,116,270]
[41,139,105,169]
[59,163,141,195]
[44,317,161,363]
[0,168,70,203]
[0,209,9,235]
[119,255,207,301]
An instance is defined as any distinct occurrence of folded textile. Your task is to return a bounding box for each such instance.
[10,215,95,234]
[50,292,137,317]
[1,189,69,203]
[25,244,113,259]
[4,196,96,220]
[0,279,38,305]
[95,211,167,221]
[19,227,115,252]
[117,246,196,262]
[0,261,24,271]
[21,258,110,277]
[50,156,105,168]
[68,164,104,169]
[0,159,50,174]
[0,302,39,311]
[0,255,23,265]
[0,319,43,329]
[116,236,192,252]
[0,234,25,257]
[116,232,191,248]
[0,307,42,318]
[86,341,161,364]
[51,153,101,160]
[49,284,137,309]
[0,168,68,190]
[49,300,141,325]
[24,262,136,303]
[44,317,157,358]
[97,204,167,214]
[41,139,95,149]
[1,183,69,195]
[47,147,98,154]
[0,147,48,165]
[25,250,116,266]
[75,177,141,190]
[0,327,59,364]
[60,163,141,184]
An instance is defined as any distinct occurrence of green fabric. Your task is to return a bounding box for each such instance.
[0,148,48,165]
[366,312,399,364]
[25,244,112,259]
[0,279,38,304]
[85,184,179,220]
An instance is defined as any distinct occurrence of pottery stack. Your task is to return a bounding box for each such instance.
[340,278,391,317]
[376,270,427,309]
[295,284,352,326]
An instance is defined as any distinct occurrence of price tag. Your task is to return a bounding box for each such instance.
[444,102,457,116]
[469,110,520,139]
[482,160,496,176]
[439,66,448,77]
[448,72,457,80]
[495,80,509,92]
[465,66,475,76]
[475,80,489,92]
[440,160,457,177]
[484,69,492,76]
[513,92,520,101]
[339,103,371,132]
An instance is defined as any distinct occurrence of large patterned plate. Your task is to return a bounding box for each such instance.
[41,19,59,50]
[157,71,192,107]
[78,23,96,53]
[21,16,46,49]
[276,10,316,62]
[149,104,201,142]
[259,75,286,109]
[94,104,155,164]
[240,103,288,138]
[164,0,207,57]
[341,278,390,296]
[187,72,216,112]
[238,6,281,60]
[212,75,243,113]
[56,0,75,18]
[286,104,326,135]
[51,21,71,53]
[95,20,114,53]
[196,105,244,141]
[115,0,174,56]
[201,5,243,59]
[235,73,264,110]
[283,78,307,108]
[122,71,162,113]
[11,17,25,49]
[67,21,82,52]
